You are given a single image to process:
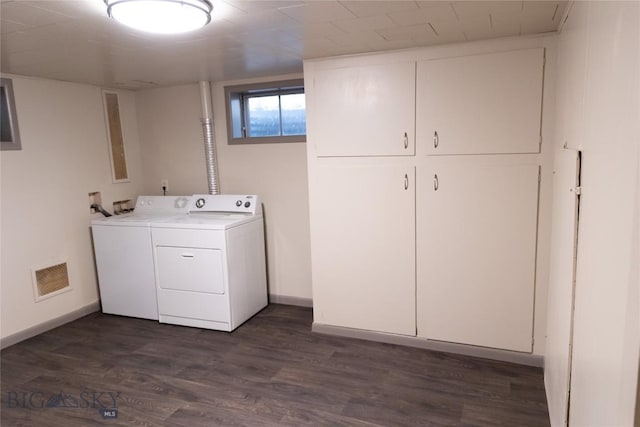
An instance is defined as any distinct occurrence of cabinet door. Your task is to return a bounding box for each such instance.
[417,159,539,351]
[416,48,544,155]
[310,163,415,335]
[309,62,415,157]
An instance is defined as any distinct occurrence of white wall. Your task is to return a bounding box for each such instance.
[136,84,209,196]
[136,76,312,302]
[0,75,143,342]
[545,2,640,425]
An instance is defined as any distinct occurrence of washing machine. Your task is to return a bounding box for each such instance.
[150,194,267,331]
[91,195,191,320]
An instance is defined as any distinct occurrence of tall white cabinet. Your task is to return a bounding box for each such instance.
[310,162,415,335]
[306,44,547,355]
[416,158,540,352]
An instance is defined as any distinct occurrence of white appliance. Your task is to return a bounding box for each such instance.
[91,195,191,320]
[150,194,267,331]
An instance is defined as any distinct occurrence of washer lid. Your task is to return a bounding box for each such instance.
[91,195,192,226]
[91,211,164,226]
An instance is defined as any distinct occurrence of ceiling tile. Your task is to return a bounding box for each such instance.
[490,13,523,38]
[1,18,29,34]
[388,4,458,27]
[327,29,386,47]
[332,14,397,34]
[29,0,104,20]
[452,1,523,20]
[298,36,341,58]
[218,7,298,30]
[279,2,354,24]
[426,19,466,44]
[521,1,564,34]
[295,22,346,39]
[222,0,304,12]
[377,24,437,44]
[0,1,77,26]
[339,1,419,18]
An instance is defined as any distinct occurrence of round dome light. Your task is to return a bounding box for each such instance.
[105,0,213,34]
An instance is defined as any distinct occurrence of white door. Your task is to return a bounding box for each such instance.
[309,61,415,157]
[416,48,544,156]
[310,162,416,335]
[417,158,540,351]
[544,149,581,426]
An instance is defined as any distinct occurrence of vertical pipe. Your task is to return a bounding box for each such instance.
[199,80,219,195]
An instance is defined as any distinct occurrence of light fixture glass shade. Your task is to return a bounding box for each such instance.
[105,0,213,34]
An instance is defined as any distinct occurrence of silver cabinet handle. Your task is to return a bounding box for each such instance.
[404,173,409,190]
[433,131,439,148]
[433,174,439,191]
[404,132,408,149]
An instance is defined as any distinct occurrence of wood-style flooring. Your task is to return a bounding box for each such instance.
[1,304,550,426]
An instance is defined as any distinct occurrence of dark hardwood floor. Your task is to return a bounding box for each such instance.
[1,304,550,426]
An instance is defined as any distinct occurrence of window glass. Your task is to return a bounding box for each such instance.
[247,95,280,137]
[281,93,306,136]
[225,79,306,144]
[230,96,242,138]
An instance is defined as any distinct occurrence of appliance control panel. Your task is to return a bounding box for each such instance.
[189,194,261,215]
[135,196,192,213]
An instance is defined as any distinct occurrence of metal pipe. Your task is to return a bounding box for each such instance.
[199,80,219,195]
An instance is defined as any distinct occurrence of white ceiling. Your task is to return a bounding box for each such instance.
[1,0,568,90]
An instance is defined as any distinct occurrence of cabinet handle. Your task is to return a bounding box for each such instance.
[433,174,439,191]
[433,131,439,148]
[404,132,408,149]
[404,173,409,190]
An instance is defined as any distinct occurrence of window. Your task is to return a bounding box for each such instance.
[1,78,22,151]
[225,79,306,144]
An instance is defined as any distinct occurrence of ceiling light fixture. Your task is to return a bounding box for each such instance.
[104,0,213,34]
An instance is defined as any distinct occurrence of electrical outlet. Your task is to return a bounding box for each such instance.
[161,179,168,192]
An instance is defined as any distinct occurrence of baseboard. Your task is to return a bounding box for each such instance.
[312,322,544,367]
[268,294,313,307]
[0,301,101,349]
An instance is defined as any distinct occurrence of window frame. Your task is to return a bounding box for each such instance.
[1,77,22,151]
[224,79,306,145]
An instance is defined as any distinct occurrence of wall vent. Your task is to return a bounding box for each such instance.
[32,262,71,302]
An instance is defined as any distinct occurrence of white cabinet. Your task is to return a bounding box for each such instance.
[416,48,544,156]
[416,158,540,352]
[306,44,547,354]
[308,61,415,157]
[310,162,416,335]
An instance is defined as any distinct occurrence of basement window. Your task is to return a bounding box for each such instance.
[225,79,306,144]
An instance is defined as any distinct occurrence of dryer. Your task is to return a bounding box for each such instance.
[150,194,267,331]
[91,195,191,320]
